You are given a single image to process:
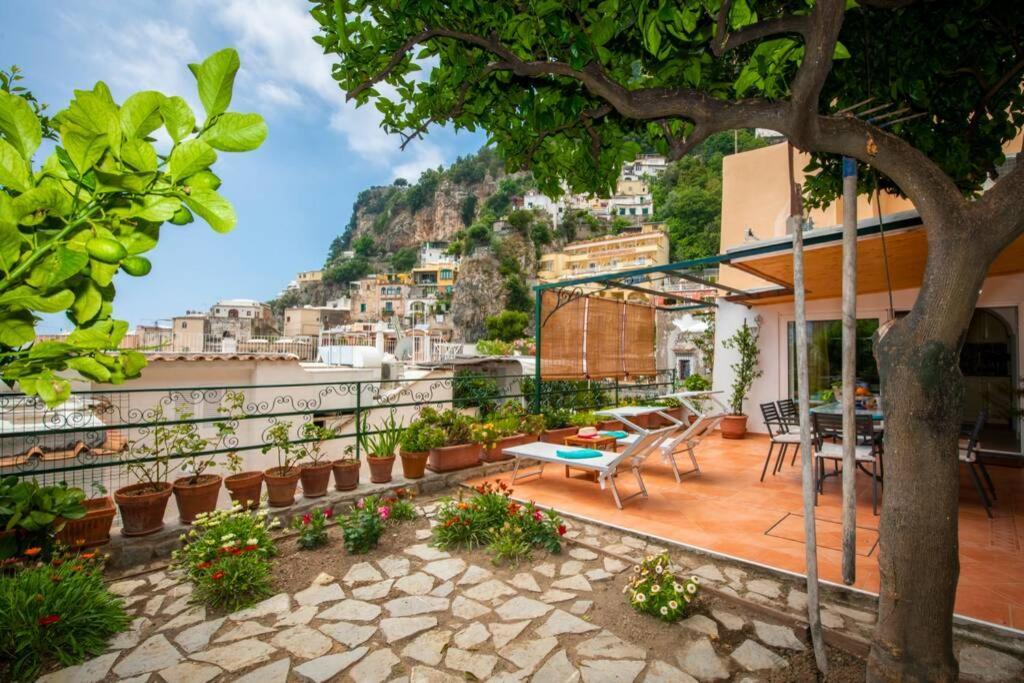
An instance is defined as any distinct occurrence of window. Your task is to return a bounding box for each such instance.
[678,358,693,379]
[642,207,649,215]
[181,321,187,329]
[385,301,393,312]
[441,269,453,280]
[629,208,636,215]
[787,319,880,400]
[359,303,366,313]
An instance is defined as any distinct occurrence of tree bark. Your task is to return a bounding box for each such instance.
[866,235,989,683]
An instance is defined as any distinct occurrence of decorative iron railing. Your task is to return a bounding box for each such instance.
[0,369,678,493]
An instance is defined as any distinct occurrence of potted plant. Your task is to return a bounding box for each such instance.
[359,410,405,483]
[399,417,442,478]
[57,481,117,549]
[169,411,218,525]
[332,443,361,492]
[261,421,304,507]
[681,374,712,424]
[478,403,539,462]
[205,392,259,510]
[427,409,483,472]
[0,478,87,558]
[569,410,601,429]
[721,319,762,439]
[115,404,177,536]
[297,422,337,498]
[540,407,577,443]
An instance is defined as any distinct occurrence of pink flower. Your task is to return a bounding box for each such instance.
[377,506,391,521]
[533,510,543,522]
[302,513,312,525]
[324,508,334,519]
[356,499,365,509]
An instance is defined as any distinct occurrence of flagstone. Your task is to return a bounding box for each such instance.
[676,638,729,681]
[585,568,614,582]
[108,616,151,650]
[570,547,599,560]
[577,631,646,659]
[603,558,629,573]
[191,638,277,672]
[163,595,193,617]
[691,565,725,583]
[295,581,345,606]
[580,659,646,683]
[395,571,435,595]
[344,562,385,584]
[430,580,455,597]
[511,572,543,592]
[350,648,400,683]
[415,529,433,540]
[497,595,555,620]
[457,564,493,585]
[318,598,382,622]
[229,593,291,620]
[570,600,593,616]
[560,560,584,576]
[463,578,517,602]
[378,555,412,578]
[405,543,450,561]
[271,625,333,660]
[445,647,498,679]
[532,649,580,683]
[552,575,593,592]
[451,595,491,620]
[113,634,183,677]
[158,661,221,683]
[534,562,556,578]
[144,594,165,616]
[354,579,395,600]
[536,609,599,637]
[680,615,719,639]
[274,605,319,627]
[644,660,697,683]
[730,639,787,671]
[174,617,225,654]
[498,636,558,672]
[380,616,438,643]
[710,609,745,631]
[488,619,532,648]
[539,589,577,604]
[422,557,467,581]
[621,535,647,549]
[234,657,291,683]
[213,620,275,643]
[401,628,453,666]
[109,579,147,596]
[37,651,119,683]
[159,606,206,632]
[319,620,377,647]
[752,621,805,651]
[294,647,368,683]
[384,595,450,616]
[409,665,464,682]
[454,621,491,649]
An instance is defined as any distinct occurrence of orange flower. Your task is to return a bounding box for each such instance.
[211,571,225,581]
[81,552,96,560]
[23,547,42,557]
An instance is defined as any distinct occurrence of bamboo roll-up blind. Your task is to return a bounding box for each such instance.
[540,290,585,379]
[622,301,657,377]
[586,296,625,379]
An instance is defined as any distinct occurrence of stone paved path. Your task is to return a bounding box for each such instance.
[37,501,1023,683]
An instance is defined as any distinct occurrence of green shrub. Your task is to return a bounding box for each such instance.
[476,339,514,356]
[487,522,533,566]
[626,552,700,623]
[569,411,600,427]
[484,310,529,342]
[682,374,711,391]
[0,477,86,559]
[291,507,333,550]
[452,371,500,415]
[0,552,129,682]
[341,501,386,554]
[193,549,273,612]
[542,407,573,430]
[400,418,445,452]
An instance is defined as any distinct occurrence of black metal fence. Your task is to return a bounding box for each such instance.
[0,369,678,492]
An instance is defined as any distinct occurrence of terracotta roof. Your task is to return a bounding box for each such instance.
[146,353,299,362]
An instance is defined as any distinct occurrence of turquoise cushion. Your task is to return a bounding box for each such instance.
[600,430,628,439]
[556,449,604,460]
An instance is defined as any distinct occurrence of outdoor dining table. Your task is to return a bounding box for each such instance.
[810,401,884,421]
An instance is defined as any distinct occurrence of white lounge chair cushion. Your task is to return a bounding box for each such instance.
[816,442,874,461]
[503,441,623,473]
[771,433,802,444]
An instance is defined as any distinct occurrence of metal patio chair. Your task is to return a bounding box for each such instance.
[812,412,883,515]
[759,402,801,482]
[960,410,995,518]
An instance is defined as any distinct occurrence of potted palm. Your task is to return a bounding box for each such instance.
[721,319,762,439]
[57,480,116,549]
[359,410,404,483]
[297,422,336,498]
[427,409,483,472]
[399,417,442,478]
[115,405,175,536]
[261,421,304,507]
[540,408,577,443]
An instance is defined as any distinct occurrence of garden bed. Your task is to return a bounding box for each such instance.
[32,490,874,683]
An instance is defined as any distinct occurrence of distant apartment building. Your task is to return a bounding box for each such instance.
[283,306,349,337]
[538,222,670,302]
[621,154,668,180]
[134,324,173,351]
[522,189,563,228]
[607,193,655,224]
[418,242,457,265]
[296,270,323,287]
[171,299,277,352]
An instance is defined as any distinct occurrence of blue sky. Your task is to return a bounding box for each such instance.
[1,0,485,332]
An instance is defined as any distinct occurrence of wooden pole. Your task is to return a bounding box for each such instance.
[841,157,858,585]
[790,143,829,674]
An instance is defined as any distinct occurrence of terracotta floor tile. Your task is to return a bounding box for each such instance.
[472,433,1024,627]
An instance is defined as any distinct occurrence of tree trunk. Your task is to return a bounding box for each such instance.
[867,237,988,683]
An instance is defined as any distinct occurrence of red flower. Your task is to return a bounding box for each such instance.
[81,552,96,560]
[23,547,42,558]
[211,571,225,581]
[507,502,520,515]
[38,615,60,627]
[197,561,213,570]
[243,544,258,552]
[324,508,334,519]
[557,524,567,536]
[533,510,543,522]
[302,513,312,525]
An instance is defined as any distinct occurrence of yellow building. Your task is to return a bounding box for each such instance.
[296,270,323,286]
[538,222,670,302]
[412,263,458,295]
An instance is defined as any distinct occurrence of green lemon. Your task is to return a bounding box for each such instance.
[120,256,152,276]
[85,237,127,264]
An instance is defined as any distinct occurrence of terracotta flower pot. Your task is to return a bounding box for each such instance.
[540,426,578,444]
[597,420,622,432]
[114,482,173,537]
[224,471,264,510]
[399,450,429,479]
[264,467,301,507]
[482,433,537,462]
[368,455,396,484]
[300,462,333,498]
[56,497,116,548]
[332,459,360,491]
[720,414,749,440]
[427,442,482,473]
[172,474,222,524]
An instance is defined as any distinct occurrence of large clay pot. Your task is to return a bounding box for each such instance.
[56,497,116,548]
[224,471,264,510]
[427,443,482,472]
[114,482,173,537]
[540,426,578,444]
[482,433,537,462]
[172,474,222,524]
[332,459,360,491]
[300,462,333,498]
[264,467,301,507]
[368,455,396,483]
[399,450,429,479]
[720,414,749,440]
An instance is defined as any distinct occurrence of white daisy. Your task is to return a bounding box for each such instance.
[655,565,663,574]
[669,600,679,609]
[686,583,697,594]
[634,592,646,602]
[660,606,668,616]
[651,584,661,593]
[673,582,684,592]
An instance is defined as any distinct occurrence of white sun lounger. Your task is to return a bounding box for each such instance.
[612,412,725,482]
[503,427,676,509]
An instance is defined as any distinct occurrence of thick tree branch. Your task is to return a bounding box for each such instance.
[968,157,1024,252]
[789,0,845,122]
[713,16,811,56]
[659,121,710,161]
